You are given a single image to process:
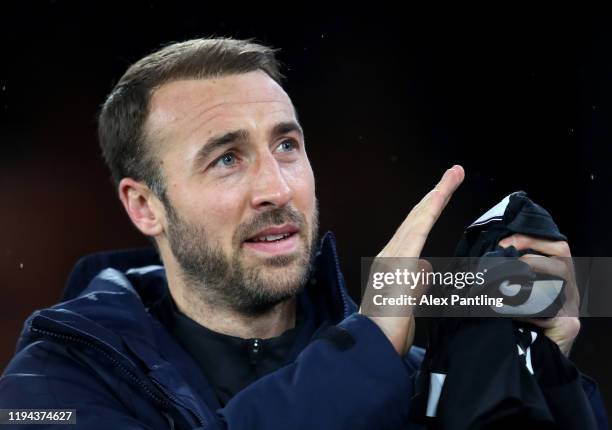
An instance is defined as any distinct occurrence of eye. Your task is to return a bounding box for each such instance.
[276,138,298,153]
[213,152,237,168]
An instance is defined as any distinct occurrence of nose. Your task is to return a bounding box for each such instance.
[249,152,292,209]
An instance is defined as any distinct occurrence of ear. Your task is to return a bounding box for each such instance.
[118,178,165,238]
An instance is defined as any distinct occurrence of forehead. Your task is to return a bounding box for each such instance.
[146,71,296,150]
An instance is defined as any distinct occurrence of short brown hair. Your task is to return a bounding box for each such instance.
[97,37,284,199]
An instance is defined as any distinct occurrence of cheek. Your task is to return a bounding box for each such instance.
[204,189,247,236]
[175,182,247,247]
[284,160,316,214]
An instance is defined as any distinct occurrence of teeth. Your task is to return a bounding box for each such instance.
[252,233,290,242]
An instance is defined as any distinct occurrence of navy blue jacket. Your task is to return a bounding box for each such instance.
[0,232,606,429]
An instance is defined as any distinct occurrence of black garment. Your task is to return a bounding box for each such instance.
[0,231,435,429]
[411,191,600,430]
[153,290,312,407]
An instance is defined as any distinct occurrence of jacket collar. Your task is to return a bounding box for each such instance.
[19,231,357,423]
[23,229,356,344]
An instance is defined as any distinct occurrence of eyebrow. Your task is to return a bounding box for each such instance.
[193,120,304,168]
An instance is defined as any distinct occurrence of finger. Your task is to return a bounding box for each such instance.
[423,164,465,211]
[518,254,569,280]
[519,316,581,334]
[414,258,433,297]
[360,258,432,318]
[399,165,465,256]
[519,254,580,315]
[498,234,571,257]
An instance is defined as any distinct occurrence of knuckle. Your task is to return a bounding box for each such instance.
[513,234,529,248]
[559,241,571,257]
[407,228,428,241]
[568,317,581,336]
[430,187,446,203]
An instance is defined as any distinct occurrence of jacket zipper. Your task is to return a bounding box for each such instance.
[249,338,261,365]
[30,326,206,428]
[328,234,352,318]
[151,378,206,428]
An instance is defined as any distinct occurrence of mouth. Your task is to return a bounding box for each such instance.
[242,224,301,256]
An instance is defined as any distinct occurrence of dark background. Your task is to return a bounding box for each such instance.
[1,3,611,415]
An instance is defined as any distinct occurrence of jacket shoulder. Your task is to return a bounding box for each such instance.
[0,339,167,429]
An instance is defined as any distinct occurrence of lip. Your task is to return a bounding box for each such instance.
[242,224,301,257]
[246,224,300,241]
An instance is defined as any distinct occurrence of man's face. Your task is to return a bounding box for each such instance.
[146,71,318,314]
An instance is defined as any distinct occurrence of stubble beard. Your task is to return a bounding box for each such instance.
[165,200,319,315]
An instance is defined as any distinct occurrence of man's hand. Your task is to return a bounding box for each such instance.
[360,165,465,355]
[498,233,581,357]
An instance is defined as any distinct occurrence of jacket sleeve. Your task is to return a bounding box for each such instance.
[581,373,610,430]
[1,314,417,430]
[215,313,416,430]
[0,340,157,430]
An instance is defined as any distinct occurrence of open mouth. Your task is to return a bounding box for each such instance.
[246,232,295,243]
[243,225,300,255]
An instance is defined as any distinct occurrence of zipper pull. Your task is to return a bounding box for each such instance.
[249,338,262,365]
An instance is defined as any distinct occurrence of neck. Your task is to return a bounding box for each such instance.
[163,254,296,339]
[175,286,296,339]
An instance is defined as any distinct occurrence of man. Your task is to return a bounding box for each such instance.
[0,38,605,429]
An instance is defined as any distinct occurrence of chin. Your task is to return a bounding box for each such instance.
[262,264,309,290]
